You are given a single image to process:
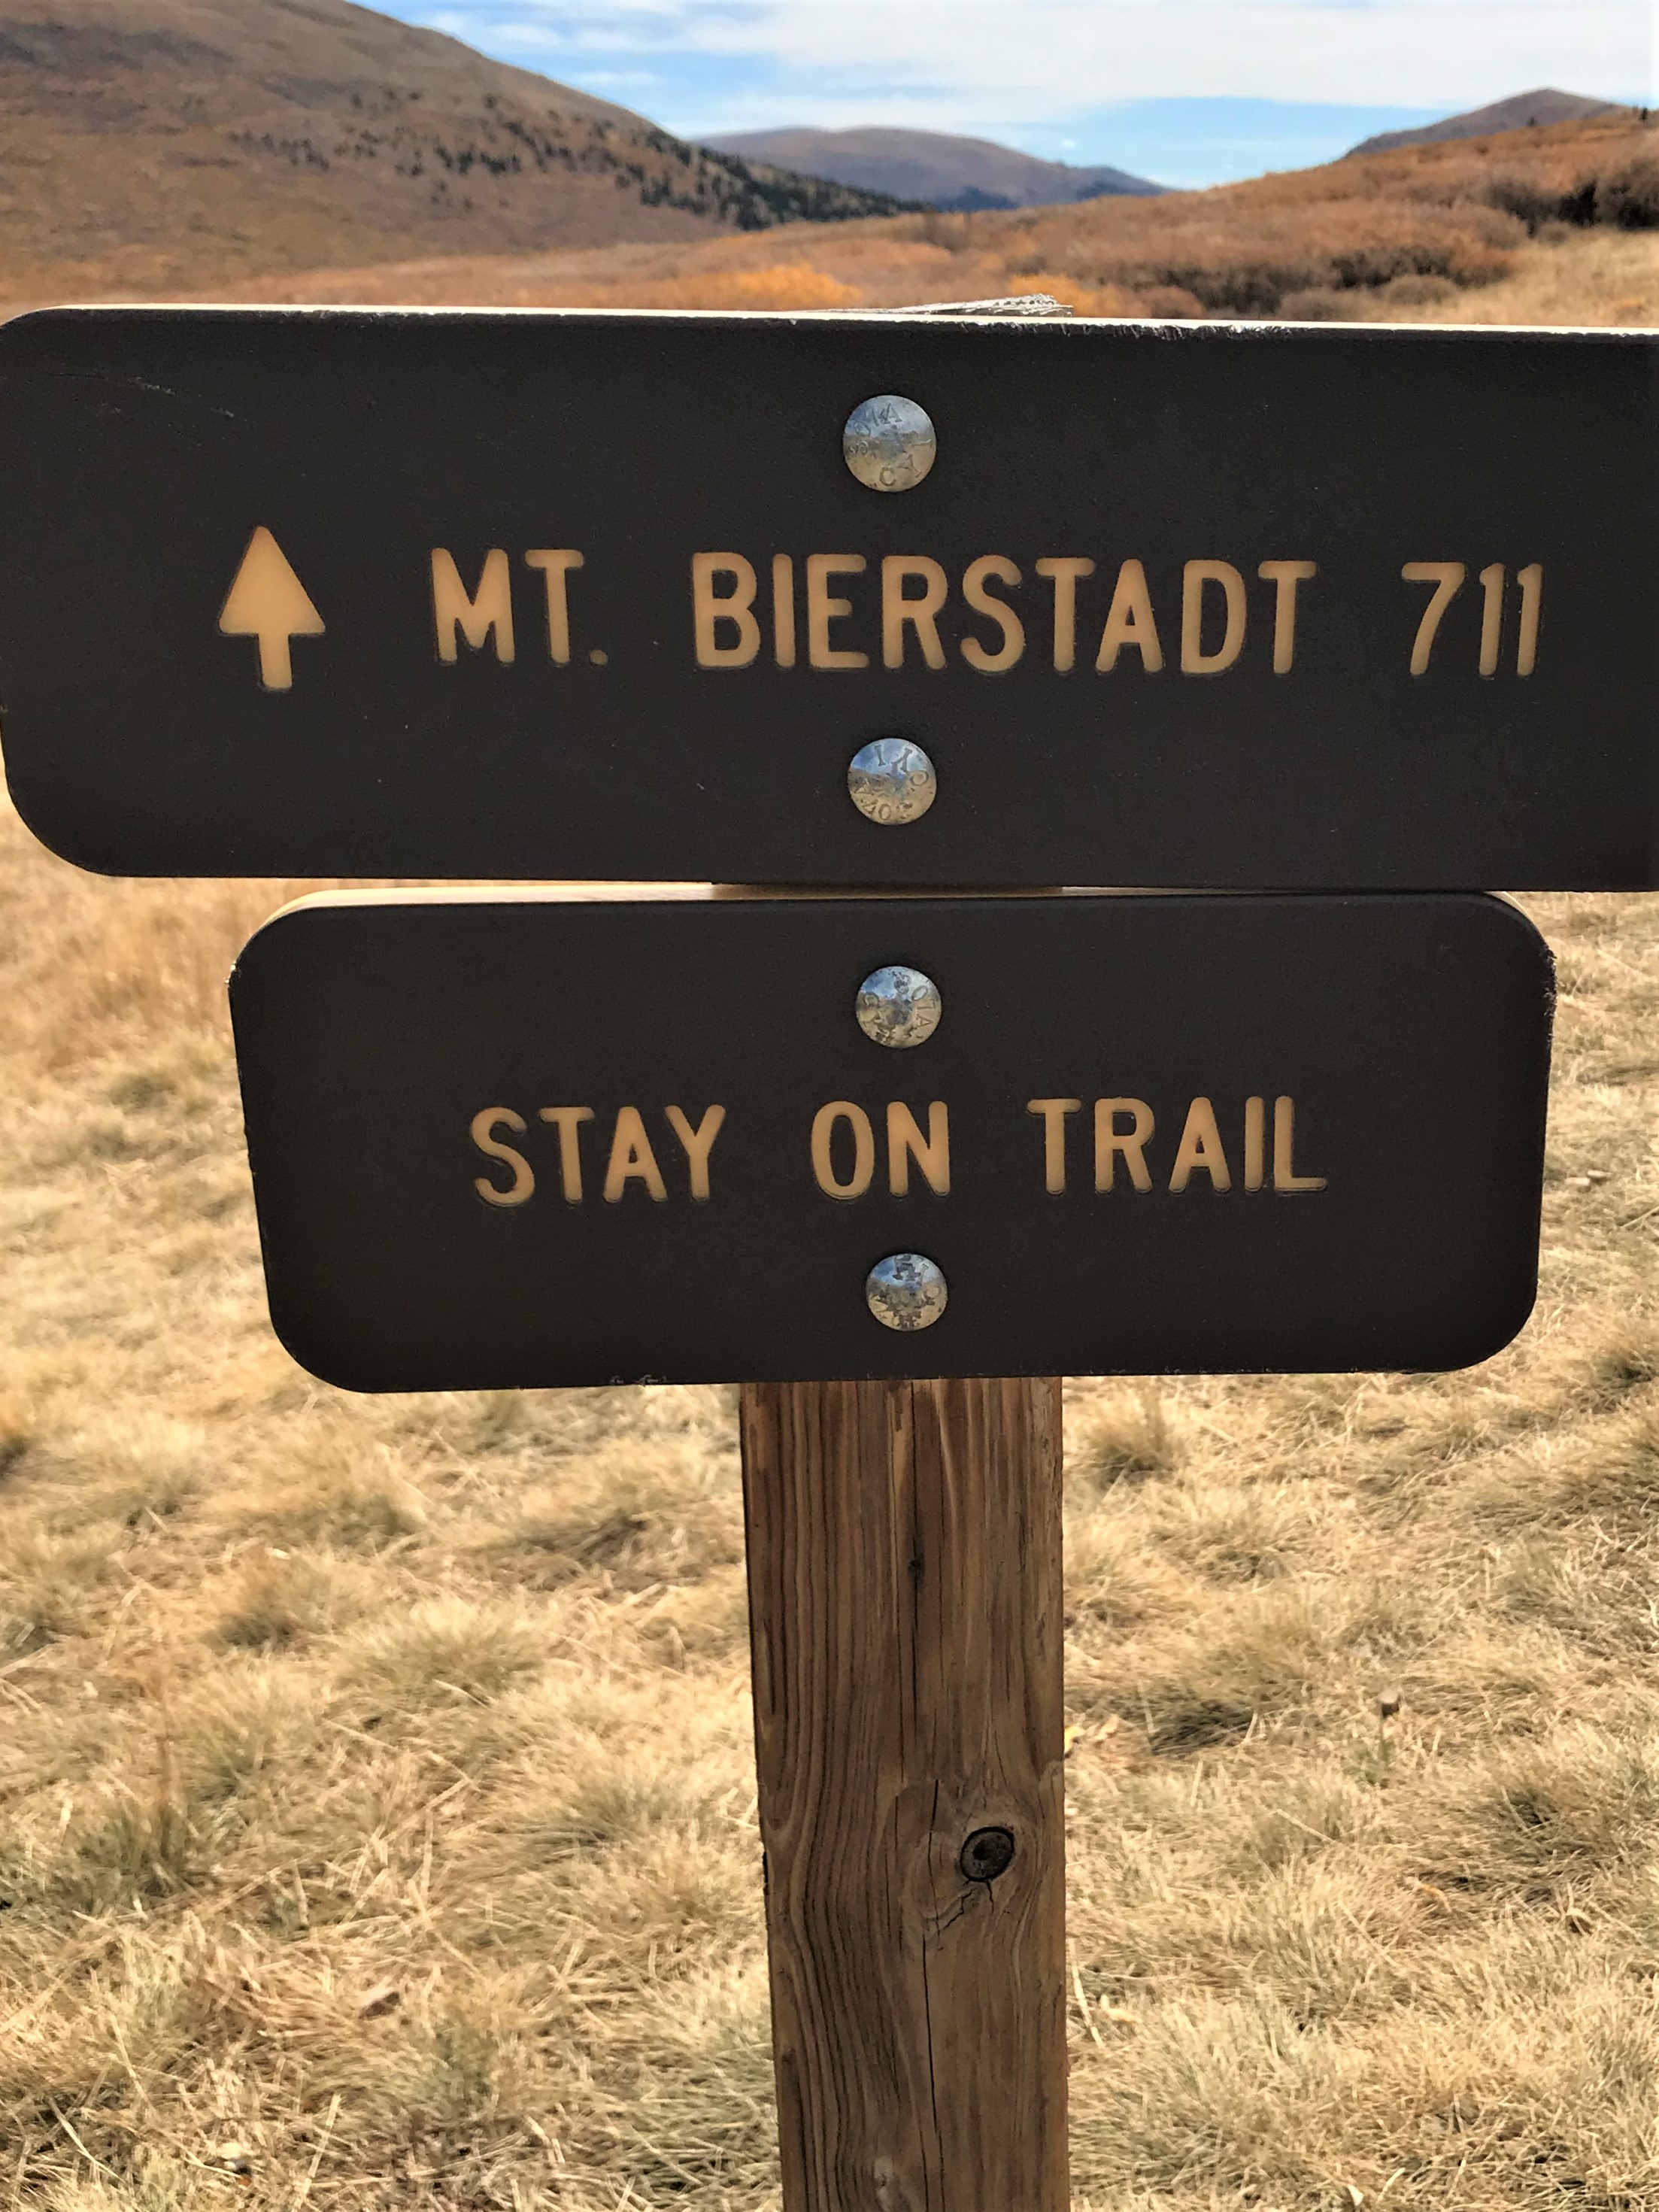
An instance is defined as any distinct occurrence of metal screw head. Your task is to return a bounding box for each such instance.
[866,1253,948,1332]
[959,1827,1016,1883]
[856,966,942,1049]
[848,738,937,826]
[843,394,937,492]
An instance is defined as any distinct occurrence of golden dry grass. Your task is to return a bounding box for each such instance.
[2,768,1659,2207]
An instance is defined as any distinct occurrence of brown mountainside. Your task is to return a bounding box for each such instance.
[1350,87,1629,159]
[0,0,906,296]
[704,125,1163,209]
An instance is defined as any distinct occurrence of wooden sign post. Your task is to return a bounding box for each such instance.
[741,1378,1067,2212]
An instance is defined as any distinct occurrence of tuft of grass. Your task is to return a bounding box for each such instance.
[1069,1386,1181,1490]
[508,1437,743,1591]
[0,1522,118,1652]
[62,1409,205,1525]
[214,1548,346,1649]
[174,1669,311,1804]
[1129,1590,1330,1754]
[340,1596,547,1708]
[63,1752,199,1907]
[1065,1516,1184,1628]
[1430,1729,1659,1896]
[1145,1480,1312,1582]
[232,1446,427,1552]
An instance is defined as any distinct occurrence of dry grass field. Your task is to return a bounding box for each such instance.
[2,203,1659,2209]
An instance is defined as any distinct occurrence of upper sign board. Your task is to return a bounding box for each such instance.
[0,308,1654,887]
[230,890,1552,1388]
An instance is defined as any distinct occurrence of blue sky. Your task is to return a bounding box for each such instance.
[383,3,1655,187]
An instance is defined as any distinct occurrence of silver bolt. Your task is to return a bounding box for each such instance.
[848,738,937,826]
[856,966,942,1049]
[843,395,937,492]
[866,1253,949,1332]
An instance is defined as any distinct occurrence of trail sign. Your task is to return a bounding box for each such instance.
[0,307,1654,887]
[229,888,1553,1388]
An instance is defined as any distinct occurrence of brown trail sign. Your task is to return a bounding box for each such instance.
[0,300,1597,2208]
[0,308,1654,887]
[228,888,1553,1388]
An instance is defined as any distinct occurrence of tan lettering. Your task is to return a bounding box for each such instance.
[1035,557,1095,672]
[1273,1097,1327,1193]
[960,555,1025,673]
[523,549,584,664]
[881,556,948,670]
[472,1108,533,1206]
[771,553,796,669]
[1095,1099,1154,1192]
[1028,1097,1081,1194]
[537,1106,593,1202]
[1403,562,1466,675]
[807,555,869,670]
[1244,1095,1266,1192]
[1095,560,1165,672]
[664,1103,726,1201]
[1169,1097,1232,1191]
[887,1100,950,1196]
[691,553,761,669]
[1257,560,1317,675]
[1516,563,1542,677]
[1181,561,1246,675]
[1479,563,1505,678]
[811,1101,876,1198]
[433,548,514,664]
[604,1106,668,1202]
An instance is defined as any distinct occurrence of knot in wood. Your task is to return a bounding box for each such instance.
[958,1825,1016,1883]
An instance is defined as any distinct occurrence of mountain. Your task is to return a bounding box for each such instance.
[0,0,908,296]
[1348,89,1627,157]
[702,126,1163,211]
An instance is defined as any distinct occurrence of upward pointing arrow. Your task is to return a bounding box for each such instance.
[217,527,326,691]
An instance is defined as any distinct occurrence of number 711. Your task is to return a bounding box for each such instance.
[1403,563,1542,677]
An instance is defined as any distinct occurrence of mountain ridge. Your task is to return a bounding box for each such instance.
[1348,87,1629,158]
[703,125,1163,210]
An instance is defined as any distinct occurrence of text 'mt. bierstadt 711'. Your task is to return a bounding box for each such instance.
[0,308,1653,886]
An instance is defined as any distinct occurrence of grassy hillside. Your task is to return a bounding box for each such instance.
[0,0,906,299]
[42,108,1644,332]
[1350,89,1627,159]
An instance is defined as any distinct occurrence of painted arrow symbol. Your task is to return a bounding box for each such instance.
[217,526,326,691]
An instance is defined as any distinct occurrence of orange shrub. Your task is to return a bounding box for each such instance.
[630,264,862,311]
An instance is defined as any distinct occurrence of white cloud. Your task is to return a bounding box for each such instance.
[433,0,1654,108]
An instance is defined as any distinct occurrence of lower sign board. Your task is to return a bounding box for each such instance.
[230,891,1553,1386]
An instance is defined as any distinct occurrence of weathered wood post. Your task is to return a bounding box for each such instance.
[740,1376,1069,2212]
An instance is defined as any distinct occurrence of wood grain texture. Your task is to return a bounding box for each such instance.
[740,1377,1068,2212]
